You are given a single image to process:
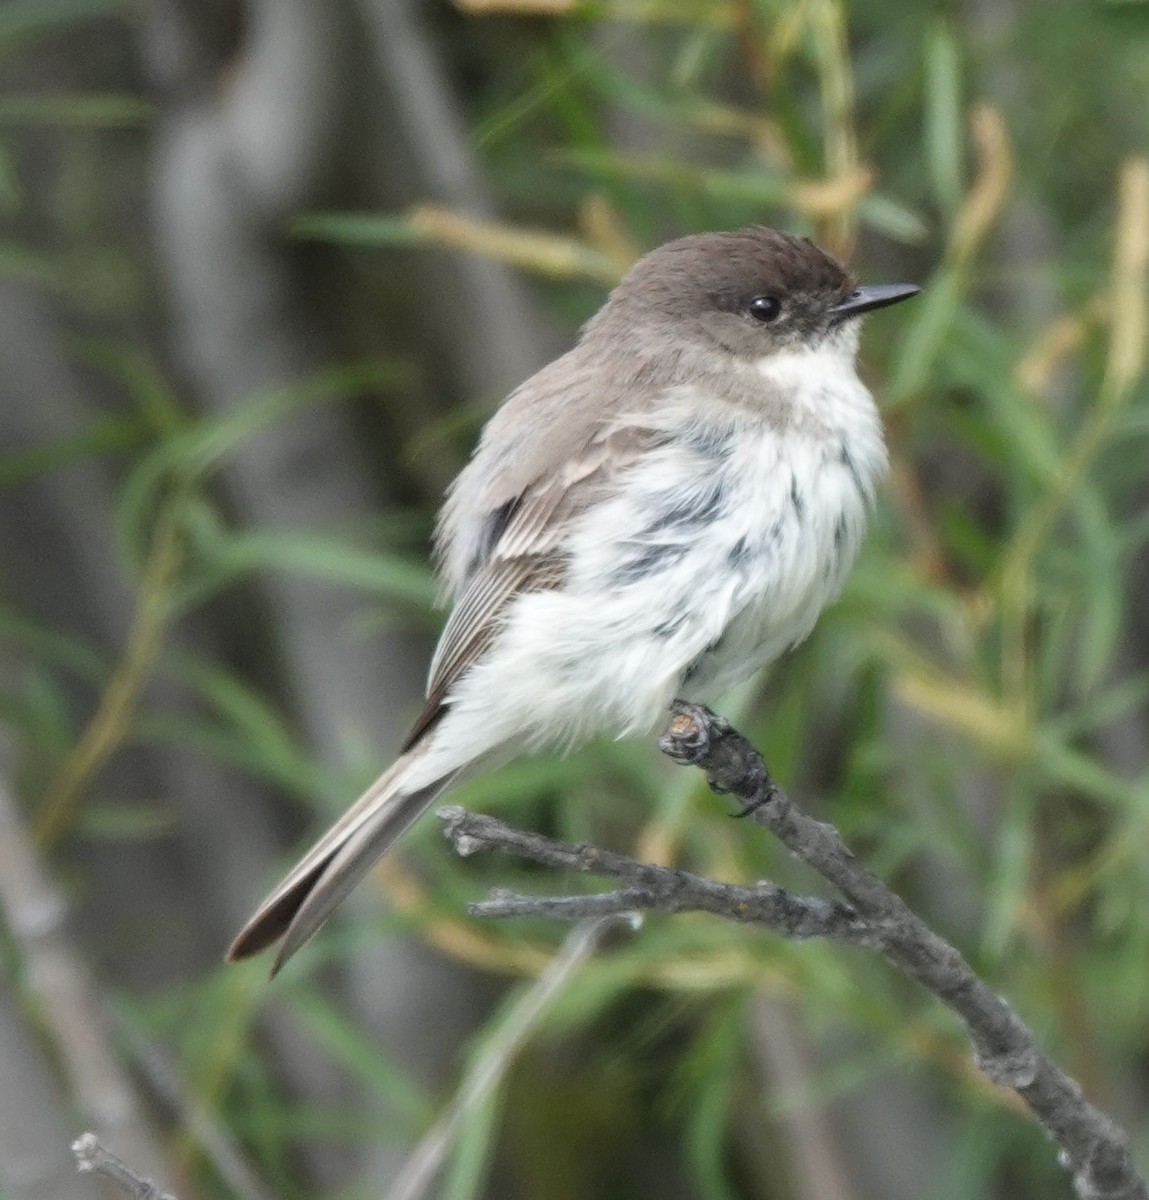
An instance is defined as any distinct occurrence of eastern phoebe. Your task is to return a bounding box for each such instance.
[228,226,918,971]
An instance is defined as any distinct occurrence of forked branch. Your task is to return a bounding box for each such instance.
[438,701,1147,1200]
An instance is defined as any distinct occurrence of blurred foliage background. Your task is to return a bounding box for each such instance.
[1,1,1148,1199]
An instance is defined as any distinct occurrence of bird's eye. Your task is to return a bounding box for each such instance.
[747,296,781,322]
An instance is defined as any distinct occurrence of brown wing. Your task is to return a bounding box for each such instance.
[402,426,655,751]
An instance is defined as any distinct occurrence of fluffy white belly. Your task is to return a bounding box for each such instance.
[444,399,884,753]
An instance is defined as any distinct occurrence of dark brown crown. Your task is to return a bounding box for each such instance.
[611,227,854,313]
[582,227,858,356]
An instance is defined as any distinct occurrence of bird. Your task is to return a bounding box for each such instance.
[227,225,918,972]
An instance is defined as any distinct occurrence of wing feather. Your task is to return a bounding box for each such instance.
[413,425,657,743]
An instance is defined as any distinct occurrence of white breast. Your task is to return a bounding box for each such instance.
[684,340,887,692]
[434,345,886,755]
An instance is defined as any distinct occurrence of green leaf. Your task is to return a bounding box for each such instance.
[0,241,62,288]
[681,1001,744,1200]
[556,148,792,206]
[76,803,178,839]
[1049,675,1149,741]
[133,713,324,802]
[1038,736,1146,810]
[292,212,421,247]
[983,782,1035,959]
[0,604,106,681]
[0,93,151,126]
[115,360,406,562]
[151,654,338,801]
[1071,499,1123,690]
[441,1087,503,1200]
[0,668,78,758]
[0,0,126,48]
[0,415,148,488]
[923,22,964,219]
[286,987,431,1124]
[173,530,437,616]
[856,192,931,243]
[0,141,22,213]
[886,267,962,405]
[71,341,186,436]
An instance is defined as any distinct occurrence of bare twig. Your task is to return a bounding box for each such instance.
[438,702,1148,1200]
[444,812,871,944]
[71,1133,178,1200]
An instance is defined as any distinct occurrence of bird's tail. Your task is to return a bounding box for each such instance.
[227,742,455,974]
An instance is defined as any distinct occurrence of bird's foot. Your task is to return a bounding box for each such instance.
[660,699,726,767]
[661,699,781,818]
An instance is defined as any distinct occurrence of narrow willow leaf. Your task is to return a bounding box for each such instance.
[556,148,792,205]
[71,340,186,435]
[1038,736,1147,810]
[682,1003,743,1200]
[176,531,437,614]
[0,0,124,46]
[1073,498,1124,690]
[115,361,405,561]
[292,212,420,246]
[886,268,962,405]
[0,604,106,680]
[76,803,178,839]
[924,23,964,219]
[441,1090,503,1200]
[0,415,148,488]
[0,142,21,212]
[983,784,1035,959]
[133,713,329,803]
[1049,675,1149,741]
[857,193,931,243]
[0,93,152,125]
[0,241,62,287]
[155,654,337,799]
[286,988,432,1124]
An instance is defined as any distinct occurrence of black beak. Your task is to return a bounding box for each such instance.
[830,283,920,321]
